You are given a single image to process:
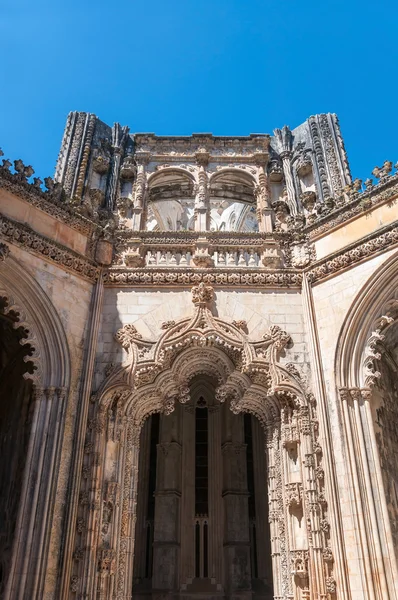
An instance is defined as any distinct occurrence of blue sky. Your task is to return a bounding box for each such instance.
[1,0,397,181]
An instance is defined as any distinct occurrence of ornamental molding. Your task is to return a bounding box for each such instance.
[0,291,40,383]
[101,283,302,423]
[305,175,398,240]
[134,134,270,159]
[0,214,100,282]
[362,300,398,388]
[308,221,398,284]
[103,268,302,288]
[0,168,99,236]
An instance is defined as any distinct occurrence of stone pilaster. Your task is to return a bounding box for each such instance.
[208,405,223,584]
[152,411,182,592]
[222,411,251,599]
[194,150,209,232]
[133,417,152,582]
[251,417,272,585]
[180,405,195,585]
[131,151,150,230]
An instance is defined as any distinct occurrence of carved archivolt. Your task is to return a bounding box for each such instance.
[69,284,335,600]
[0,253,71,388]
[336,250,398,391]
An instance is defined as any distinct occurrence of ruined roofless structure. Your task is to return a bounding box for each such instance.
[0,111,397,600]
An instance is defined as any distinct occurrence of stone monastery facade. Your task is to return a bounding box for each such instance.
[0,112,397,600]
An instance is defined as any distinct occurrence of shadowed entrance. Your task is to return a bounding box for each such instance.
[132,376,273,600]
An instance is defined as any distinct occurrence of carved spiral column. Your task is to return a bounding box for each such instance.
[280,151,298,215]
[131,152,150,231]
[254,153,273,233]
[106,123,129,211]
[194,150,210,232]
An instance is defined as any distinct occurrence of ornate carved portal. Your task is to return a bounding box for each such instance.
[72,286,335,600]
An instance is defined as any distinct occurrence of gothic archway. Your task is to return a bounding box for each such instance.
[0,248,71,599]
[72,284,335,600]
[336,250,398,600]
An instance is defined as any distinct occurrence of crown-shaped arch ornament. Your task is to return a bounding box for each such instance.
[70,284,336,600]
[102,282,304,421]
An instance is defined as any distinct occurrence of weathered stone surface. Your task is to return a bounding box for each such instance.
[0,113,397,600]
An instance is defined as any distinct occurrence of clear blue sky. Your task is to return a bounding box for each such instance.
[1,0,397,181]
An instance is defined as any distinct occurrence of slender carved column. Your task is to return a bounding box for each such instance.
[208,405,223,584]
[274,125,297,215]
[133,417,152,582]
[361,389,398,593]
[152,411,182,593]
[267,422,283,600]
[350,388,390,598]
[4,386,70,600]
[59,272,105,599]
[194,150,210,232]
[251,417,272,585]
[254,153,273,233]
[115,420,140,600]
[301,275,350,599]
[280,151,297,215]
[180,405,195,585]
[106,123,129,211]
[339,388,376,600]
[222,410,251,599]
[131,151,150,230]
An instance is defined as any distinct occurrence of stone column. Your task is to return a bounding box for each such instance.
[251,417,272,585]
[180,405,195,585]
[152,411,182,593]
[4,386,69,600]
[222,410,251,599]
[266,423,283,600]
[106,123,129,211]
[194,150,210,232]
[280,151,298,215]
[208,405,223,584]
[133,417,152,582]
[131,152,150,231]
[254,153,273,233]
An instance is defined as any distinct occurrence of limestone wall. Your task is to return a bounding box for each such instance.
[311,247,398,599]
[2,243,94,599]
[95,288,308,390]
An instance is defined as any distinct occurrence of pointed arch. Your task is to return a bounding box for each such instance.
[0,251,72,599]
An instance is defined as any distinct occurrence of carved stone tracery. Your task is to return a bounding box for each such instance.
[69,284,334,599]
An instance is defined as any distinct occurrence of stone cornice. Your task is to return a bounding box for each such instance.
[305,175,398,240]
[134,133,270,160]
[1,200,397,288]
[307,221,398,284]
[0,214,100,282]
[103,268,302,288]
[0,168,101,236]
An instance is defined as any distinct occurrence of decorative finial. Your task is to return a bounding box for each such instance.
[191,282,214,306]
